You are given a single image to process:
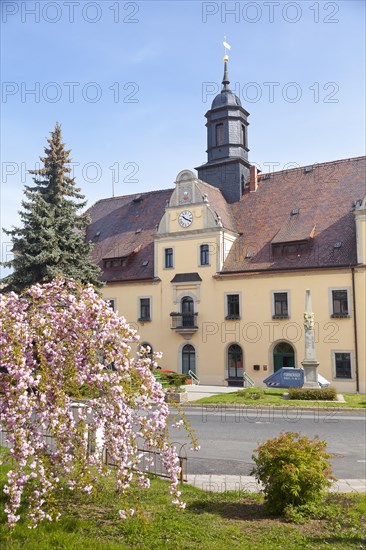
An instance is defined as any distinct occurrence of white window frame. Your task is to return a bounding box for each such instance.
[163,246,174,269]
[104,298,116,312]
[138,296,152,322]
[224,292,242,320]
[271,290,290,319]
[198,243,211,267]
[328,287,352,318]
[332,350,353,380]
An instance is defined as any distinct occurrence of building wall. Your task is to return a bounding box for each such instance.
[102,235,366,393]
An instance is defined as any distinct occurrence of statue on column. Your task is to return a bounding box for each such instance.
[301,289,320,388]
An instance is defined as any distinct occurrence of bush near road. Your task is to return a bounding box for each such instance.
[251,432,334,516]
[1,452,365,549]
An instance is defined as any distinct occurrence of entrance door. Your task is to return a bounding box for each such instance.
[182,344,196,375]
[181,297,194,327]
[227,344,244,386]
[273,342,295,372]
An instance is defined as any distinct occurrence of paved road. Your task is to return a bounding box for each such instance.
[169,407,366,479]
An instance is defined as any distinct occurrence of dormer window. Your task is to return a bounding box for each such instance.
[271,219,316,260]
[272,241,310,259]
[216,123,224,146]
[104,258,127,268]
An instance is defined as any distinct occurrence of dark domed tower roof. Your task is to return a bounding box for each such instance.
[211,90,242,108]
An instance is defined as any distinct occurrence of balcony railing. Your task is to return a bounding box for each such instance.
[170,312,198,339]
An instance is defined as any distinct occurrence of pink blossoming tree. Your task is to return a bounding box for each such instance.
[0,277,195,530]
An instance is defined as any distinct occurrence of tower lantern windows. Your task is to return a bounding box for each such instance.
[241,124,246,147]
[215,123,224,146]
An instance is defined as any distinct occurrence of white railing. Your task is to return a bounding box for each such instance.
[243,372,255,388]
[188,370,200,385]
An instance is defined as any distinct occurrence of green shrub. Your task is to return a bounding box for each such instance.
[158,372,187,388]
[251,432,333,515]
[288,387,337,401]
[237,388,264,400]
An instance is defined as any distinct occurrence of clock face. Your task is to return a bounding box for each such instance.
[178,210,193,227]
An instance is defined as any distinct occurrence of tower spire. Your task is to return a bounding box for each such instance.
[222,58,231,92]
[222,37,231,92]
[196,39,250,203]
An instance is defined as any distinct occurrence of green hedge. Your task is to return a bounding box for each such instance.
[288,387,337,401]
[153,371,187,388]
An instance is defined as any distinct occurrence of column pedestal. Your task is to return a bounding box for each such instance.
[301,360,320,388]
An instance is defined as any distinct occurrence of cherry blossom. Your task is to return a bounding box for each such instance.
[0,277,196,530]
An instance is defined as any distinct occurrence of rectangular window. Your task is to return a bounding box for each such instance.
[139,298,151,321]
[200,244,209,266]
[272,242,309,259]
[104,298,116,311]
[165,248,173,268]
[104,258,127,269]
[273,292,288,318]
[332,290,349,317]
[216,123,224,146]
[226,294,240,319]
[334,352,352,379]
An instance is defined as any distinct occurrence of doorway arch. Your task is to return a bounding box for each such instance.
[182,344,196,375]
[227,344,244,386]
[273,341,295,372]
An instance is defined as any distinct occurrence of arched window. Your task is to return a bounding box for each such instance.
[216,123,224,146]
[139,342,153,358]
[181,296,194,327]
[273,342,295,372]
[182,344,196,375]
[227,344,243,383]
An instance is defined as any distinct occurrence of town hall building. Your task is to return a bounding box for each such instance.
[86,58,366,393]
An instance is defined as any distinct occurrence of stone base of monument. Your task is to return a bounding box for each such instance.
[301,360,320,388]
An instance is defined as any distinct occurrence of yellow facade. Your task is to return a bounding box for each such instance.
[101,172,366,393]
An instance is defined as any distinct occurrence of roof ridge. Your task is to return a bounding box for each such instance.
[87,188,174,210]
[259,155,366,179]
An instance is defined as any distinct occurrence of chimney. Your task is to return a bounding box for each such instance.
[249,165,258,192]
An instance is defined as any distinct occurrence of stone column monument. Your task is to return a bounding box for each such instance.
[301,289,320,388]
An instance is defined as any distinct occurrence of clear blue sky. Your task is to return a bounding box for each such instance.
[1,0,365,272]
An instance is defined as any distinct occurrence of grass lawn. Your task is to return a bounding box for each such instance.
[192,388,366,408]
[1,460,365,549]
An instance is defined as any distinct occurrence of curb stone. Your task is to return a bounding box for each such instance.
[186,475,366,493]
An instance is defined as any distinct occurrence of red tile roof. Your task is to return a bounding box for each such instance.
[85,189,173,282]
[86,157,365,282]
[196,180,237,232]
[224,156,366,272]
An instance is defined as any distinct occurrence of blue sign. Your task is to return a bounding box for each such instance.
[263,368,304,388]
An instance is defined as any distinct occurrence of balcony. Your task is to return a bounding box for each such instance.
[170,312,198,340]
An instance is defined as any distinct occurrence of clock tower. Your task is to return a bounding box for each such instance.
[195,56,250,203]
[155,169,239,277]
